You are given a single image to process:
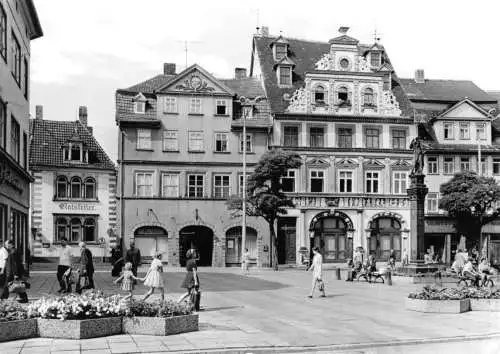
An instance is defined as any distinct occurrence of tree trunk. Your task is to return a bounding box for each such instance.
[269,219,279,271]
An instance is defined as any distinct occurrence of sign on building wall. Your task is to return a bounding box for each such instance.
[58,203,97,211]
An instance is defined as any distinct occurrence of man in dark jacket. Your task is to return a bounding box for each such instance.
[2,240,28,302]
[77,242,95,293]
[125,241,141,278]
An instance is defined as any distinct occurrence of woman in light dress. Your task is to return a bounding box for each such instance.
[142,252,165,302]
[308,247,326,298]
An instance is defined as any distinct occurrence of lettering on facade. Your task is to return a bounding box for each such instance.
[58,203,97,211]
[0,162,23,193]
[293,196,409,209]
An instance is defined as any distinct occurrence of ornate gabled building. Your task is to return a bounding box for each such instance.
[29,107,117,261]
[116,63,271,267]
[250,26,418,264]
[400,72,500,265]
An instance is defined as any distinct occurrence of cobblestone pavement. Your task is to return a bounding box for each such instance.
[1,268,500,353]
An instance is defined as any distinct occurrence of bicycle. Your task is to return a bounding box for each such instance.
[457,274,495,288]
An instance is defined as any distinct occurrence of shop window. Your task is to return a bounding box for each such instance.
[83,218,96,242]
[70,218,81,243]
[56,218,67,241]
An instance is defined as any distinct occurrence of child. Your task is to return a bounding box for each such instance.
[241,248,250,275]
[114,262,140,300]
[142,252,165,302]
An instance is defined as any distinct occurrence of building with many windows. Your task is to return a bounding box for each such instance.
[399,72,500,265]
[250,27,418,264]
[116,63,271,267]
[29,106,117,261]
[0,0,42,264]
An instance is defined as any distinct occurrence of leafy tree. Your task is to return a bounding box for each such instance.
[439,171,500,244]
[226,149,302,270]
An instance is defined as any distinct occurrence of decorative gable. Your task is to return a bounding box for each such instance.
[440,99,492,120]
[391,159,412,170]
[156,64,234,96]
[335,158,358,168]
[306,157,330,167]
[363,159,384,169]
[273,56,296,69]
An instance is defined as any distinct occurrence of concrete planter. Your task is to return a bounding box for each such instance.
[123,314,199,336]
[405,298,470,313]
[0,319,38,342]
[470,299,500,311]
[37,317,122,339]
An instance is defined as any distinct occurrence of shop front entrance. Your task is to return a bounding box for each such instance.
[225,226,258,266]
[369,217,402,261]
[179,225,213,267]
[277,218,296,264]
[133,226,168,262]
[310,211,354,263]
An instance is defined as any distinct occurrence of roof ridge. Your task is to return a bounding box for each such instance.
[254,34,375,48]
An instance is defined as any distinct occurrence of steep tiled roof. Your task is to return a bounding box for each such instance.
[29,119,115,171]
[125,74,175,94]
[252,35,412,116]
[399,79,496,102]
[220,78,265,99]
[115,91,158,124]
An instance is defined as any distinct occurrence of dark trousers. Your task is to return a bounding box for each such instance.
[0,273,8,299]
[57,265,70,291]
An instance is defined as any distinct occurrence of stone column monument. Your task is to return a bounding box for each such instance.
[407,137,429,263]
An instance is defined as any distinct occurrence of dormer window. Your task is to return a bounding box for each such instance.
[275,44,287,60]
[133,93,147,114]
[370,52,381,67]
[63,143,86,162]
[314,85,326,105]
[278,66,292,86]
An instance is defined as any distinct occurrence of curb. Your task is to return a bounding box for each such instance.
[141,331,500,353]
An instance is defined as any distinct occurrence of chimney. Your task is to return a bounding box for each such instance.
[261,26,269,37]
[35,105,43,120]
[415,69,425,84]
[235,68,247,79]
[78,106,88,126]
[163,63,176,75]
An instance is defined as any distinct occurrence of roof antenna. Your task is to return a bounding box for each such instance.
[176,40,202,69]
[256,8,260,34]
[373,27,381,43]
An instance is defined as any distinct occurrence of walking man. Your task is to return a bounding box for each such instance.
[125,241,141,278]
[308,247,326,298]
[77,242,95,293]
[57,237,72,293]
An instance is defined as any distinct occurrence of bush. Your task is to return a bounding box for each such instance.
[409,285,500,300]
[126,299,193,318]
[0,301,28,322]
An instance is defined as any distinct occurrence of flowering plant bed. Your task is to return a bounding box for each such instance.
[0,301,37,342]
[405,297,470,313]
[123,300,198,335]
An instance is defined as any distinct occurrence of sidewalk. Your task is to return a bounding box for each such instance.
[2,268,500,353]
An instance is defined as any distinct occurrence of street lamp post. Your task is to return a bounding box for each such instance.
[241,99,248,264]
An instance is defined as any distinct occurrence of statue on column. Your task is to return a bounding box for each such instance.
[409,137,428,175]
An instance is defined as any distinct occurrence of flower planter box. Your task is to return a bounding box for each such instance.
[123,314,199,336]
[405,298,470,313]
[0,319,38,342]
[470,299,500,311]
[37,317,122,339]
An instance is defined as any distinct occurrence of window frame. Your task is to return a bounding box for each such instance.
[363,87,375,106]
[314,85,326,105]
[365,127,380,149]
[239,133,253,153]
[215,99,228,115]
[278,66,292,86]
[187,173,205,198]
[427,156,438,174]
[162,130,178,152]
[84,177,96,200]
[10,31,21,86]
[189,97,203,114]
[213,174,231,199]
[23,57,28,99]
[10,116,20,162]
[238,174,249,197]
[283,125,299,147]
[391,129,407,149]
[365,171,379,194]
[494,158,500,175]
[460,157,471,172]
[338,170,353,193]
[214,132,229,153]
[136,129,152,150]
[392,171,408,195]
[426,192,439,213]
[56,176,68,199]
[161,173,180,198]
[163,96,177,113]
[459,122,470,140]
[443,157,454,175]
[281,169,297,193]
[70,176,82,199]
[443,122,454,140]
[188,130,204,152]
[370,52,381,67]
[337,127,353,148]
[134,101,146,114]
[274,43,287,60]
[0,3,6,62]
[476,123,486,141]
[135,171,155,197]
[0,99,5,149]
[309,126,325,148]
[309,169,325,193]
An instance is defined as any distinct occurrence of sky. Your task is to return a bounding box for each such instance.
[30,0,500,161]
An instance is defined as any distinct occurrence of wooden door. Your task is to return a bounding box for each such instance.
[226,236,241,264]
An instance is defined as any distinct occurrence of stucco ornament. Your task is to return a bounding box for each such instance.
[357,57,371,72]
[314,53,334,70]
[379,91,402,116]
[286,87,308,112]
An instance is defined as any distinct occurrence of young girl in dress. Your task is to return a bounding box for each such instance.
[142,252,165,302]
[114,262,140,300]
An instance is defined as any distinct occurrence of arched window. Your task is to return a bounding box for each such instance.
[56,218,67,241]
[363,87,375,106]
[314,85,326,104]
[84,177,96,199]
[70,177,82,199]
[70,218,81,243]
[56,176,68,198]
[83,218,96,242]
[337,86,351,106]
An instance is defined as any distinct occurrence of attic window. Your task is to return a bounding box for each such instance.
[275,44,287,60]
[278,66,292,86]
[314,86,326,105]
[337,86,351,106]
[370,52,381,67]
[134,101,146,114]
[64,143,86,162]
